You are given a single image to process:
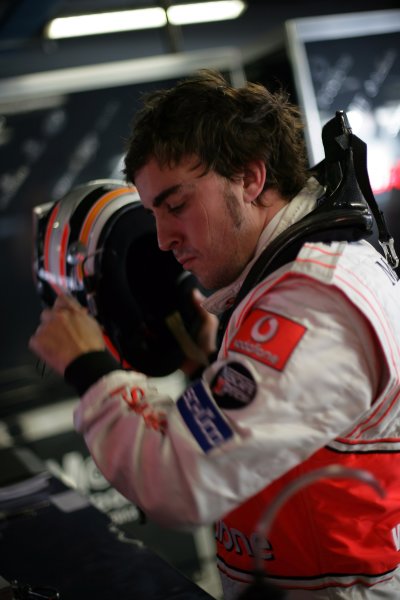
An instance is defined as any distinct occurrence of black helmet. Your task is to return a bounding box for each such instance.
[32,179,201,377]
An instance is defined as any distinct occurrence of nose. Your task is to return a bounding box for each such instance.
[155,214,180,252]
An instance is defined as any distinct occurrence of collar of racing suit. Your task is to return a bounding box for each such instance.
[202,176,324,317]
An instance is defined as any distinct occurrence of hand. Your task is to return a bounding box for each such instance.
[180,288,218,377]
[191,288,218,357]
[29,294,106,376]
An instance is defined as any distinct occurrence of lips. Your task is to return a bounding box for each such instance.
[181,257,195,269]
[174,253,196,269]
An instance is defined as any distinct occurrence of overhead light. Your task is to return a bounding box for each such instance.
[45,8,167,39]
[44,1,247,40]
[168,1,246,25]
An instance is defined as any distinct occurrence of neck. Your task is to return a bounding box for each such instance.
[257,187,290,229]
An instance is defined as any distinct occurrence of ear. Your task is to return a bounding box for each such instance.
[242,160,266,204]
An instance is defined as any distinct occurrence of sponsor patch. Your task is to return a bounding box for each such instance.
[111,385,167,433]
[229,309,306,371]
[177,381,234,453]
[211,362,257,409]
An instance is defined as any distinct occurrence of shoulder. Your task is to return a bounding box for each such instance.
[224,241,381,365]
[290,239,383,284]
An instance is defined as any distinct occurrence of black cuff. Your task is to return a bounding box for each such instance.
[64,351,121,397]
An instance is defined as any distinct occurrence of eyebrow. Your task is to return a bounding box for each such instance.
[153,184,183,208]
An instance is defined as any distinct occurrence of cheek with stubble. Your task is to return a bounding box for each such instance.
[195,231,243,290]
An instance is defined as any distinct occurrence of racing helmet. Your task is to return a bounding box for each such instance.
[32,179,202,377]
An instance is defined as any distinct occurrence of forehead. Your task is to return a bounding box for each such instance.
[135,155,208,206]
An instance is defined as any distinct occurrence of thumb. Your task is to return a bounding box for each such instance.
[192,287,207,313]
[54,293,87,313]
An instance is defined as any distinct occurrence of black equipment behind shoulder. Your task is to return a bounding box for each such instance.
[217,111,398,349]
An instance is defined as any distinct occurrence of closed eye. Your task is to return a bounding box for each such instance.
[167,202,186,214]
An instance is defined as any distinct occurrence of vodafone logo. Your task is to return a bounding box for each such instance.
[229,309,307,371]
[251,316,279,343]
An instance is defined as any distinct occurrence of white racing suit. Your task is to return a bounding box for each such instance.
[74,178,400,599]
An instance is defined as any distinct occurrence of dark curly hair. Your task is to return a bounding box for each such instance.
[124,69,309,200]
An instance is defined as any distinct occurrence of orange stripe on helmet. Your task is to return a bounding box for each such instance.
[80,187,132,245]
[76,187,132,284]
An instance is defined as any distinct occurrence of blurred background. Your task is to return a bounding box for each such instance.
[0,0,399,597]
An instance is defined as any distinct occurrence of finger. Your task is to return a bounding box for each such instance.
[192,287,205,303]
[54,293,85,312]
[39,307,55,323]
[192,288,214,320]
[192,288,208,315]
[29,326,47,355]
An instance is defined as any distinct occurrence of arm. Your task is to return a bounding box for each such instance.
[68,277,381,528]
[29,289,218,386]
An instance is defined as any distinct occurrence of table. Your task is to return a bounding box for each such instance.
[0,448,215,600]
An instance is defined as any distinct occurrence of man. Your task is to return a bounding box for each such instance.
[29,70,400,599]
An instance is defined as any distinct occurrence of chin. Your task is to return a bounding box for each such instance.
[197,272,233,292]
[193,272,214,291]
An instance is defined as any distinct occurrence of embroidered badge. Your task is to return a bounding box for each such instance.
[111,385,167,433]
[177,381,233,453]
[211,362,257,409]
[229,309,306,371]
